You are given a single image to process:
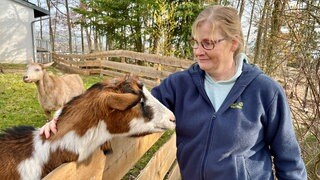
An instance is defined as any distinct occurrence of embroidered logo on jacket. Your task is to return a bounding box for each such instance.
[230,102,243,109]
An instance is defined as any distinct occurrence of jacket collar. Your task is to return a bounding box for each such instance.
[188,61,263,113]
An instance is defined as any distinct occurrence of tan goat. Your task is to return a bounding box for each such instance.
[23,62,85,120]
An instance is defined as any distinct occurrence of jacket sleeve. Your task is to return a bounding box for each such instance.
[265,87,307,179]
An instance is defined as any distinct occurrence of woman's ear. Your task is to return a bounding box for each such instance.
[230,36,240,52]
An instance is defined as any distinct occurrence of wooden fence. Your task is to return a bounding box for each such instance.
[52,50,194,88]
[44,50,194,180]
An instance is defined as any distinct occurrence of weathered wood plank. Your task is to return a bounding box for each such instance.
[100,60,171,79]
[43,134,163,180]
[43,163,76,180]
[55,63,89,75]
[76,60,169,79]
[54,50,193,69]
[102,133,163,180]
[87,69,159,88]
[43,148,106,180]
[167,160,181,180]
[136,134,177,180]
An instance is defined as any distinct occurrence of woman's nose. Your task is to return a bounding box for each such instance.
[194,46,205,56]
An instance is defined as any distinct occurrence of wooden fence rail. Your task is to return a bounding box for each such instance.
[44,50,192,179]
[43,133,179,180]
[52,50,193,87]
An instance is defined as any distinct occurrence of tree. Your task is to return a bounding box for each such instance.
[253,0,270,67]
[45,0,54,52]
[264,0,287,75]
[65,0,72,53]
[244,0,256,53]
[283,1,320,178]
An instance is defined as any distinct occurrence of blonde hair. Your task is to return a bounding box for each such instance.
[192,5,244,57]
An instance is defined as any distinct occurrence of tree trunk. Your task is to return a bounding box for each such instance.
[245,0,256,53]
[65,0,72,54]
[80,25,84,54]
[85,26,92,52]
[265,0,287,75]
[94,30,98,51]
[253,0,269,65]
[238,0,246,20]
[46,0,54,52]
[79,2,86,54]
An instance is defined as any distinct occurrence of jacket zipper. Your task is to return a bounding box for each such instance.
[199,77,216,180]
[200,114,216,180]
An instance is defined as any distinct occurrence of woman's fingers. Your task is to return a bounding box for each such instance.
[39,119,58,139]
[50,120,58,134]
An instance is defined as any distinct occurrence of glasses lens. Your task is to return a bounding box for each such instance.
[202,40,214,50]
[190,39,198,49]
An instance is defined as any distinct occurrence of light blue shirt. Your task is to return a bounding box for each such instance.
[204,53,247,111]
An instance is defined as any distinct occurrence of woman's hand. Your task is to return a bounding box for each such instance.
[39,118,58,138]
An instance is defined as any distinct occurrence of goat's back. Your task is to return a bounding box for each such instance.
[58,74,85,97]
[38,73,85,112]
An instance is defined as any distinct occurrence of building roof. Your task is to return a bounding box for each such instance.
[11,0,49,18]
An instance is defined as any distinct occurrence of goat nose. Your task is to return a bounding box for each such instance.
[23,76,28,79]
[169,113,176,123]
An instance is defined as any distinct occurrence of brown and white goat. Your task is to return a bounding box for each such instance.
[23,62,85,120]
[0,75,175,180]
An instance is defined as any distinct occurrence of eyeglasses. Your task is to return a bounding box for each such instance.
[189,38,227,50]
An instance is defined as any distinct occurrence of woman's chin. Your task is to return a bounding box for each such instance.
[198,63,213,71]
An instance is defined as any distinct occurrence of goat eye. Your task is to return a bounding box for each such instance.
[140,99,145,107]
[35,68,40,72]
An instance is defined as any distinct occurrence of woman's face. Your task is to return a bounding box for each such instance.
[193,21,235,80]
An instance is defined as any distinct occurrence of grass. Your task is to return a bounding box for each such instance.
[0,72,44,128]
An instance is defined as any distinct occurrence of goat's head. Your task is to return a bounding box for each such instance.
[23,62,54,83]
[101,74,175,136]
[57,74,175,138]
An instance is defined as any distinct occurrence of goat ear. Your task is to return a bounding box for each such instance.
[124,73,132,81]
[43,62,54,68]
[107,92,140,110]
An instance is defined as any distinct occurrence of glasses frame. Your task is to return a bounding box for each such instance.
[190,38,227,50]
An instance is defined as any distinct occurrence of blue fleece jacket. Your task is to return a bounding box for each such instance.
[151,62,307,180]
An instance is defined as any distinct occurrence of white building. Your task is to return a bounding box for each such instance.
[0,0,49,64]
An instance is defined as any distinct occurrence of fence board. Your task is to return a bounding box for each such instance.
[43,148,106,180]
[52,51,193,87]
[42,133,165,180]
[85,69,159,88]
[54,50,193,69]
[55,63,89,75]
[43,163,76,179]
[136,134,177,180]
[100,61,171,79]
[102,133,163,179]
[167,161,181,180]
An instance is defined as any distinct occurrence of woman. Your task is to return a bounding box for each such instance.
[41,5,307,180]
[151,5,306,180]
